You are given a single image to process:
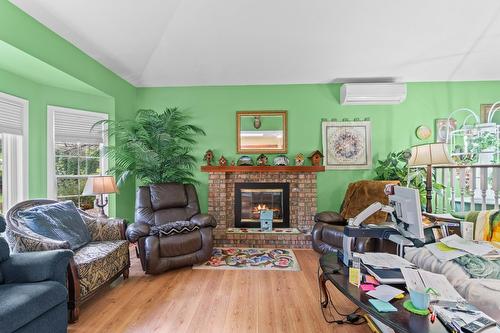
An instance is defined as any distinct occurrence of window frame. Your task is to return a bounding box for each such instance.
[0,91,29,212]
[47,106,108,206]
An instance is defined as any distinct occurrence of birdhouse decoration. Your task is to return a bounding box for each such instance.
[203,149,214,166]
[256,154,268,166]
[308,150,324,166]
[219,155,228,167]
[295,153,305,166]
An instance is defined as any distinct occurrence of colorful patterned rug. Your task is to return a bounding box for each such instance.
[226,227,302,234]
[193,247,301,271]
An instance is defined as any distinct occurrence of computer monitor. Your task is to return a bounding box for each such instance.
[388,186,425,241]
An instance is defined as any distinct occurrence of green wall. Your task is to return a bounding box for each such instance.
[136,82,500,213]
[0,67,113,199]
[0,0,137,221]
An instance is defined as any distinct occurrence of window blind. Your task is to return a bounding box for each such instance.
[0,93,27,135]
[51,107,108,144]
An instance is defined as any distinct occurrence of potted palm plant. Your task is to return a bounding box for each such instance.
[96,108,205,186]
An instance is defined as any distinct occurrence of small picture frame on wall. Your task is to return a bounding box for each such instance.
[321,121,371,170]
[480,104,499,123]
[435,118,456,143]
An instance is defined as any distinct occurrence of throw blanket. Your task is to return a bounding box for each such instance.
[150,221,200,237]
[454,254,500,279]
[405,247,500,321]
[465,210,500,242]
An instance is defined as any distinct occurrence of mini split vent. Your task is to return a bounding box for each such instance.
[340,83,407,105]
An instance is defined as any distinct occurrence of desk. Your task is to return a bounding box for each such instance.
[319,253,448,333]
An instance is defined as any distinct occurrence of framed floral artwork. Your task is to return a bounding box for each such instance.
[321,121,371,170]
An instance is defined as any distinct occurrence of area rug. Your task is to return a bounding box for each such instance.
[226,227,302,234]
[193,247,301,271]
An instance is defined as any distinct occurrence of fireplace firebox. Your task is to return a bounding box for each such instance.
[234,183,290,228]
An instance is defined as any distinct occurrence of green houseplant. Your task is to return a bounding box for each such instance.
[374,150,444,205]
[96,108,205,186]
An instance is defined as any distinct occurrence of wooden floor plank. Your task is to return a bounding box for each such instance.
[69,249,371,333]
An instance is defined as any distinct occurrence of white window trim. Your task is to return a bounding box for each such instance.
[47,105,108,200]
[0,91,29,199]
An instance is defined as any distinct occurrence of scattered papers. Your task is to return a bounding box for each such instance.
[425,242,467,261]
[355,252,415,269]
[360,284,376,292]
[440,234,495,256]
[368,299,398,312]
[401,268,463,302]
[366,284,405,302]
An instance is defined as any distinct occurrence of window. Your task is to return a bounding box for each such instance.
[55,143,102,209]
[0,92,28,213]
[47,106,107,210]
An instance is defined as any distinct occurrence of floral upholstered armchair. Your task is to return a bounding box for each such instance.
[5,200,130,322]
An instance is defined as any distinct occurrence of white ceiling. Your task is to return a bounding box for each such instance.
[10,0,500,87]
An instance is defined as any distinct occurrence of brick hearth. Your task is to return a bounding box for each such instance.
[204,167,324,248]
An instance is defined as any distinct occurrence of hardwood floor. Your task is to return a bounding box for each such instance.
[69,249,371,333]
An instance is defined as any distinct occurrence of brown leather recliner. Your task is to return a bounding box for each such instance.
[126,183,216,274]
[312,180,399,254]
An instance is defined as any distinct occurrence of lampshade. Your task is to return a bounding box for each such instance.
[82,176,119,195]
[407,143,455,167]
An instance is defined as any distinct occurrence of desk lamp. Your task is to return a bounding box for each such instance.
[407,143,454,213]
[82,176,119,218]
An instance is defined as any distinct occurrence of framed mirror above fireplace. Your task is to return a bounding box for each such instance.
[234,182,290,228]
[236,111,287,154]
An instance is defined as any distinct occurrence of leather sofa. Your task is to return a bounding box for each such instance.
[0,215,72,333]
[127,183,217,274]
[312,180,399,254]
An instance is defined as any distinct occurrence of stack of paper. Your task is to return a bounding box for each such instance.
[440,234,496,256]
[425,242,467,261]
[355,252,415,269]
[401,268,463,302]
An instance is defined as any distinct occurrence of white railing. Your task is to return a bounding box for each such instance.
[433,165,500,213]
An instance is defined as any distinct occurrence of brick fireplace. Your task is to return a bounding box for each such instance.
[202,166,325,248]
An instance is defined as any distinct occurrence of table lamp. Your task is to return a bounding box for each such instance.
[82,176,119,218]
[407,143,454,213]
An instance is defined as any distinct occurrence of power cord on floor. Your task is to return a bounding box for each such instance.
[317,265,367,326]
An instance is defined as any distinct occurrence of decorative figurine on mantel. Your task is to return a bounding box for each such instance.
[256,154,268,166]
[203,149,214,166]
[219,155,228,167]
[295,153,305,166]
[230,160,235,166]
[237,155,254,166]
[308,150,324,166]
[273,155,289,166]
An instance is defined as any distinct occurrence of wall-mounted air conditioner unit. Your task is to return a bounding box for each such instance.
[340,83,407,105]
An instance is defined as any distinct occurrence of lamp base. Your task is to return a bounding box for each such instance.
[95,195,109,219]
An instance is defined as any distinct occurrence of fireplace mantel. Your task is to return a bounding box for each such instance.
[201,165,325,173]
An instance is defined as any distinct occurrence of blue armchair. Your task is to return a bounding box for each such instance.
[0,216,72,333]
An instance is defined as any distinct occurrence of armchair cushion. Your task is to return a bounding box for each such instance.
[150,183,188,210]
[126,223,151,243]
[190,214,217,228]
[6,227,70,253]
[150,221,200,237]
[0,281,67,333]
[314,211,346,225]
[18,201,91,250]
[2,250,73,285]
[74,240,129,297]
[82,215,125,241]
